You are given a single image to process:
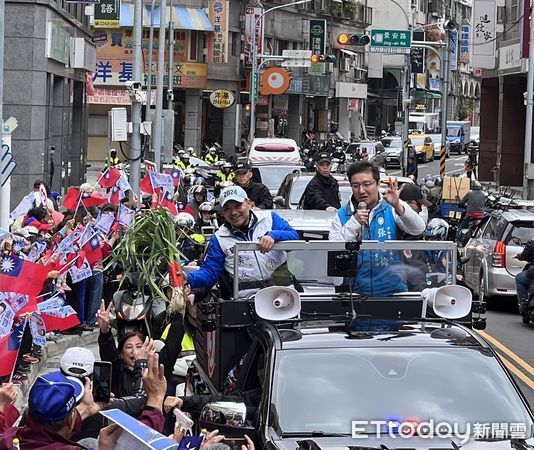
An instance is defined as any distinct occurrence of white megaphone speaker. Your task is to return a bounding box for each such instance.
[421,285,472,319]
[254,286,301,321]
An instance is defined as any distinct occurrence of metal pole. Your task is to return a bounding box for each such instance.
[440,31,450,178]
[0,0,10,229]
[167,0,174,112]
[523,0,534,199]
[401,56,410,176]
[153,0,167,171]
[145,0,156,131]
[129,0,143,194]
[248,0,312,142]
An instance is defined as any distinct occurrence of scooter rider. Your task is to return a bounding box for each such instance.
[514,239,534,304]
[204,147,219,165]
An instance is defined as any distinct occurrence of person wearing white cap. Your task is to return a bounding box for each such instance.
[185,186,299,297]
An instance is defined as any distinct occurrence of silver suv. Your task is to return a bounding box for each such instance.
[463,209,534,301]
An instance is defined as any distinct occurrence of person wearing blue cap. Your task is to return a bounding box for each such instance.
[0,371,96,449]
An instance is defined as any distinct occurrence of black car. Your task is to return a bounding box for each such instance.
[185,241,532,449]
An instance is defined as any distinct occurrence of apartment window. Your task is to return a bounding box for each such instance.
[510,0,519,23]
[231,32,239,56]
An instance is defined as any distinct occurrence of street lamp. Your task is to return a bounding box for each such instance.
[249,0,313,141]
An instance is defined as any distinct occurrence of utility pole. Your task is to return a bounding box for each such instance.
[439,29,451,178]
[129,0,143,194]
[152,0,167,170]
[523,0,534,199]
[145,0,156,157]
[167,0,175,112]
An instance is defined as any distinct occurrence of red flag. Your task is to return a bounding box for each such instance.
[140,174,154,194]
[41,312,80,332]
[82,235,102,265]
[98,167,121,189]
[0,321,25,377]
[165,167,182,187]
[160,190,178,215]
[0,255,50,297]
[62,187,81,210]
[109,186,122,206]
[81,191,108,208]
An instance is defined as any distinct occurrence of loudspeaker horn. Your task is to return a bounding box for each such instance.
[421,285,472,319]
[254,286,301,321]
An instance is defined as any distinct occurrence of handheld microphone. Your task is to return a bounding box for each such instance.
[357,201,367,211]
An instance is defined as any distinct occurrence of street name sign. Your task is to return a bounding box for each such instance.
[370,29,412,54]
[282,50,312,67]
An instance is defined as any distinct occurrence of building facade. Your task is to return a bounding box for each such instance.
[4,0,95,204]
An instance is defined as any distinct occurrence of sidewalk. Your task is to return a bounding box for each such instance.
[14,330,100,414]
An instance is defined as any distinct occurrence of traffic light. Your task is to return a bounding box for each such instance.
[337,33,370,46]
[310,54,337,63]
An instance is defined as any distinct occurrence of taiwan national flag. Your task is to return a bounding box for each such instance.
[160,190,178,215]
[62,188,108,210]
[108,186,123,206]
[82,234,103,266]
[81,190,108,208]
[0,255,50,298]
[0,320,26,377]
[140,174,155,195]
[98,167,121,189]
[41,306,80,332]
[170,167,182,187]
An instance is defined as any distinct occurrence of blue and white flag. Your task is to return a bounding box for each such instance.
[68,257,92,283]
[117,173,132,192]
[95,212,115,234]
[29,312,47,347]
[27,241,47,262]
[149,171,173,189]
[101,409,180,450]
[38,295,65,313]
[118,204,135,229]
[10,196,34,220]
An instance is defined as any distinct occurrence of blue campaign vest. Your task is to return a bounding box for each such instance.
[337,201,408,296]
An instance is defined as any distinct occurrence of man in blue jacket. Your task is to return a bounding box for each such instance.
[329,161,426,296]
[186,186,299,297]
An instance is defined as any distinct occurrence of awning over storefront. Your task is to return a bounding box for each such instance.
[414,89,441,99]
[120,5,214,31]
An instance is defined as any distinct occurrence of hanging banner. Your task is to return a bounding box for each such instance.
[459,24,470,63]
[94,0,121,28]
[471,0,497,68]
[207,0,229,64]
[244,6,264,67]
[449,30,458,71]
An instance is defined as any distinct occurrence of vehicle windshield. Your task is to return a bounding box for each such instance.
[429,135,442,144]
[290,178,310,207]
[382,138,402,148]
[410,138,425,146]
[447,127,461,137]
[257,166,302,191]
[234,242,456,298]
[272,347,533,435]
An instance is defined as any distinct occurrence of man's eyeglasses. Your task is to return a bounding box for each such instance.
[351,181,377,190]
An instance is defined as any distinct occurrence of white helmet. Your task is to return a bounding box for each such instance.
[175,212,195,230]
[186,147,194,154]
[209,147,217,153]
[199,201,215,213]
[424,218,449,241]
[178,149,186,156]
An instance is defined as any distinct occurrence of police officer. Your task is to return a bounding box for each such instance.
[204,147,219,165]
[178,153,194,170]
[104,148,120,169]
[216,162,235,183]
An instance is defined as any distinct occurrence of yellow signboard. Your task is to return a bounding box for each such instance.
[209,89,235,108]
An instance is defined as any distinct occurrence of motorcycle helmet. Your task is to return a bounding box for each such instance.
[190,185,207,197]
[425,179,435,189]
[178,149,186,156]
[193,176,207,186]
[175,212,195,230]
[472,180,482,190]
[182,153,190,160]
[182,174,195,186]
[186,147,194,154]
[190,233,206,246]
[424,218,449,241]
[222,162,232,170]
[199,201,215,213]
[434,176,443,187]
[209,147,217,153]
